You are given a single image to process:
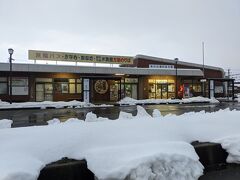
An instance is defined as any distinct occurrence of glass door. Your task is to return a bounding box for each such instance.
[131,84,138,99]
[161,84,168,99]
[156,84,162,99]
[36,83,53,102]
[36,84,44,102]
[110,80,119,101]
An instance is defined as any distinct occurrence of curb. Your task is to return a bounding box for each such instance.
[37,142,233,180]
[38,158,94,180]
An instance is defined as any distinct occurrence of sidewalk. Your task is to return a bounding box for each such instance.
[0,100,113,110]
[0,96,220,110]
[118,96,220,106]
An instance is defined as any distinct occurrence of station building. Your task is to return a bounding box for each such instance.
[0,50,234,103]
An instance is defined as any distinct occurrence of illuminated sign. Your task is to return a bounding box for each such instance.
[28,50,133,64]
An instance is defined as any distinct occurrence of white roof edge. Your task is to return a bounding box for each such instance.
[135,54,224,74]
[0,62,203,76]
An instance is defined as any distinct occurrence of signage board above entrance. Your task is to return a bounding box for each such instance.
[28,50,134,65]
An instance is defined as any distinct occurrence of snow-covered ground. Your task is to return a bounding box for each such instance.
[0,119,13,129]
[1,106,240,180]
[118,96,219,105]
[0,100,113,109]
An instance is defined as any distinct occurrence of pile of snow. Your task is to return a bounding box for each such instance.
[1,107,240,180]
[0,119,13,129]
[47,118,61,125]
[0,100,113,110]
[182,96,219,104]
[118,96,219,105]
[85,112,108,122]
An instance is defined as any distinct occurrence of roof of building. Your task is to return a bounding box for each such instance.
[135,54,224,73]
[0,62,204,77]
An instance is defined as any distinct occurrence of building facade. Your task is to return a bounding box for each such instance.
[0,54,234,103]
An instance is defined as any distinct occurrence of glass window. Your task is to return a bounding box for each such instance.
[0,83,7,94]
[125,84,132,97]
[125,78,138,83]
[193,84,202,92]
[45,84,53,94]
[54,83,62,93]
[69,84,76,94]
[148,79,155,83]
[69,79,75,83]
[168,84,175,92]
[61,83,68,93]
[12,77,28,86]
[0,77,7,82]
[36,78,53,82]
[12,77,28,95]
[168,79,175,83]
[156,79,167,84]
[77,84,82,93]
[77,78,82,83]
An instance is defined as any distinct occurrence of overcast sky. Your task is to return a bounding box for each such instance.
[0,0,240,72]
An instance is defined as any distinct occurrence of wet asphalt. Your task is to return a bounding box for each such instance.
[0,102,239,128]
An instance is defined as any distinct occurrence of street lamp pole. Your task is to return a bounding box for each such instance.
[8,48,14,104]
[175,58,179,98]
[202,42,205,97]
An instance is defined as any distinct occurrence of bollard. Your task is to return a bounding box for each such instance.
[38,158,95,180]
[192,141,228,172]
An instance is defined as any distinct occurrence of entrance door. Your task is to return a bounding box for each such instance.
[125,84,138,99]
[131,84,137,99]
[36,83,53,102]
[36,84,44,102]
[162,84,168,99]
[92,79,120,103]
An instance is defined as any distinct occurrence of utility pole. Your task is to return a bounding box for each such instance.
[174,58,179,99]
[202,42,205,97]
[202,42,205,77]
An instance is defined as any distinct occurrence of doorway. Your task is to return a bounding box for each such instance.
[36,83,53,101]
[91,79,121,103]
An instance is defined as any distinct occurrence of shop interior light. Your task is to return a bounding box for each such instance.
[115,74,125,76]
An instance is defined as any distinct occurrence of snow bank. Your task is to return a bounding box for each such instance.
[0,100,113,110]
[86,142,203,180]
[1,107,240,180]
[47,118,61,125]
[118,96,219,105]
[0,119,13,129]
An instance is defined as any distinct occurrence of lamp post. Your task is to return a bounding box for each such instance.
[174,58,179,99]
[202,42,205,97]
[8,48,14,104]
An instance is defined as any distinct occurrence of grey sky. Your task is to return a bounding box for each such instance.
[0,0,240,71]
